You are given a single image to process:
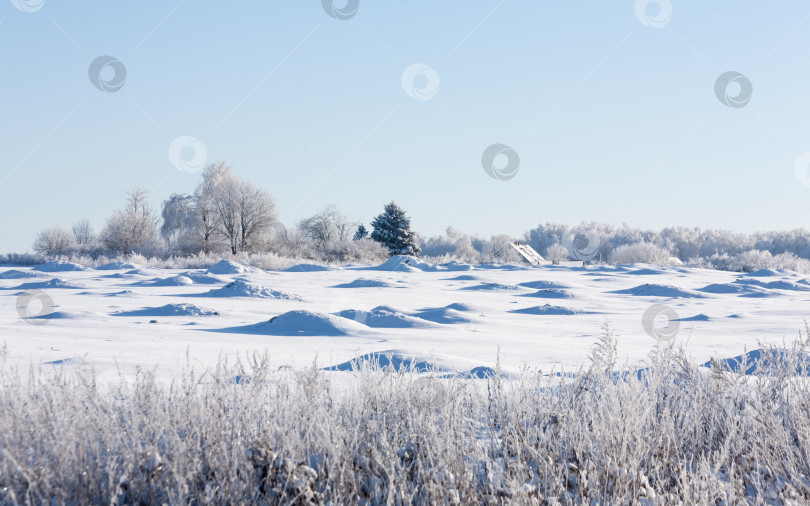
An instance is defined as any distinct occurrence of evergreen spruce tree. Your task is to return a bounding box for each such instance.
[353,224,368,241]
[370,201,420,256]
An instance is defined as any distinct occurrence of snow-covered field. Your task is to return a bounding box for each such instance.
[3,256,808,379]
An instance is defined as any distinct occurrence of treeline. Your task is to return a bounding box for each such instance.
[32,163,420,264]
[421,222,810,272]
[29,164,810,271]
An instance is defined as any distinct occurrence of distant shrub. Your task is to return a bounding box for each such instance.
[608,242,672,265]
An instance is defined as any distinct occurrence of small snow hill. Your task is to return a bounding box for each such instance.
[206,260,253,275]
[368,255,437,272]
[96,261,138,270]
[13,278,84,290]
[334,306,438,328]
[510,304,580,315]
[332,278,394,288]
[202,280,302,300]
[32,261,86,272]
[221,310,370,336]
[113,303,219,317]
[611,284,704,298]
[284,264,333,272]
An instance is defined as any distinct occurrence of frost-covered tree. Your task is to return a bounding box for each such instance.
[194,163,226,253]
[298,205,354,249]
[71,220,95,246]
[160,193,200,254]
[101,187,157,255]
[33,226,75,255]
[370,201,420,256]
[353,224,368,241]
[237,180,276,253]
[545,243,569,263]
[191,162,277,254]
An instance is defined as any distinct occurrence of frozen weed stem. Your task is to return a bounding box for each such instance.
[2,331,810,504]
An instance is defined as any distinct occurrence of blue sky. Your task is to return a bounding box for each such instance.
[2,0,810,252]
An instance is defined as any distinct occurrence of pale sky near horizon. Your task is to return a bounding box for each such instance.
[2,1,810,252]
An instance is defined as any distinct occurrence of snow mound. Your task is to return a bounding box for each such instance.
[96,261,137,270]
[333,278,394,289]
[519,289,574,299]
[32,261,86,272]
[510,304,580,315]
[227,310,369,336]
[125,268,155,276]
[703,349,810,376]
[203,280,302,300]
[443,274,485,281]
[414,303,481,324]
[0,269,42,279]
[746,268,782,277]
[104,290,137,297]
[439,261,474,271]
[206,260,252,275]
[179,272,231,284]
[135,275,194,287]
[323,350,451,373]
[677,314,710,322]
[14,278,84,290]
[611,284,704,298]
[284,264,333,272]
[335,306,437,328]
[113,303,219,317]
[32,310,106,320]
[625,268,665,276]
[734,278,810,292]
[699,283,754,294]
[459,282,521,291]
[517,280,570,290]
[369,255,437,272]
[43,358,77,366]
[100,273,130,279]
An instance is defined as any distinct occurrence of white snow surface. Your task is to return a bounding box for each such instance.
[1,260,809,381]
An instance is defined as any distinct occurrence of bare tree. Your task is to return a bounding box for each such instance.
[71,220,95,246]
[546,243,570,264]
[101,187,158,255]
[161,193,200,254]
[33,226,75,255]
[213,167,241,254]
[194,163,227,253]
[237,180,276,252]
[297,205,355,249]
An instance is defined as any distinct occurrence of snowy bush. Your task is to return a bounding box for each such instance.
[608,242,672,265]
[32,226,75,255]
[3,328,810,503]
